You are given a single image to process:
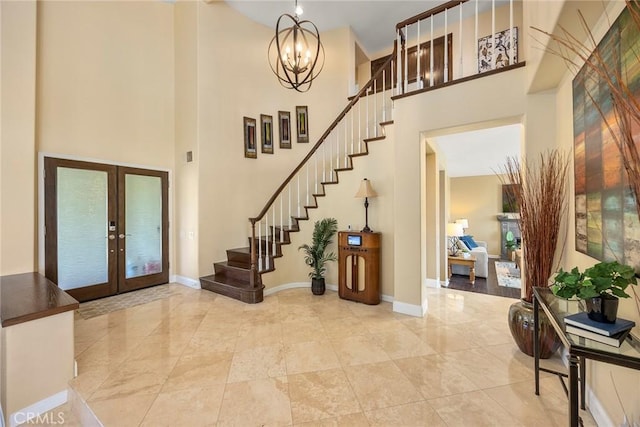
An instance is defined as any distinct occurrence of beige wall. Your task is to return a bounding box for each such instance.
[393,67,526,307]
[1,0,37,276]
[195,2,356,278]
[174,1,199,281]
[450,174,504,255]
[36,1,176,169]
[263,126,396,297]
[1,312,75,425]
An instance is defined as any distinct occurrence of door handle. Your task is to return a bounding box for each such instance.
[119,234,132,239]
[108,235,116,240]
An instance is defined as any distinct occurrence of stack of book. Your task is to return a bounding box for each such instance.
[564,312,636,347]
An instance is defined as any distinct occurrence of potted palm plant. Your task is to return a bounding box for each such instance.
[299,218,338,295]
[552,261,638,323]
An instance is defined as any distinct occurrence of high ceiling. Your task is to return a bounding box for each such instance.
[226,1,462,55]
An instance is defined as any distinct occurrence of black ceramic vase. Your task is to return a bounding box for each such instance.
[311,277,325,295]
[508,299,562,358]
[585,294,619,323]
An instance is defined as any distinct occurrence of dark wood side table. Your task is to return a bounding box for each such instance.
[533,287,640,427]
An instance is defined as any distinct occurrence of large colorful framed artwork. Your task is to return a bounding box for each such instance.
[573,6,640,268]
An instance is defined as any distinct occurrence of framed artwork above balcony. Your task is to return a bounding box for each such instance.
[478,27,518,73]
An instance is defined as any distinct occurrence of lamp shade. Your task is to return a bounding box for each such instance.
[446,222,464,237]
[455,218,469,229]
[354,178,377,198]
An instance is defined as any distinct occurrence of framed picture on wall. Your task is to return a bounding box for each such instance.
[296,105,309,143]
[279,111,291,149]
[261,114,274,154]
[478,27,518,73]
[243,117,257,159]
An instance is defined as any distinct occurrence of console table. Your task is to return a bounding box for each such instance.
[533,287,640,427]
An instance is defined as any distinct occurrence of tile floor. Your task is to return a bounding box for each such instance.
[53,284,598,426]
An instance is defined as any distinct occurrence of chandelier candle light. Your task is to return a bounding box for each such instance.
[268,0,325,92]
[355,178,377,232]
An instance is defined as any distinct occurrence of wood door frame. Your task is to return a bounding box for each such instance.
[41,155,171,301]
[44,157,119,301]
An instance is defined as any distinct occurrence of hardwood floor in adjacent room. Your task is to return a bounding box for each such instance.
[445,258,521,299]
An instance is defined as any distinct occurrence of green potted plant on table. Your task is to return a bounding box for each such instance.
[505,230,518,261]
[552,261,638,323]
[299,218,338,295]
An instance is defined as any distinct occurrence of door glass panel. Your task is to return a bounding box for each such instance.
[57,167,108,290]
[125,174,162,278]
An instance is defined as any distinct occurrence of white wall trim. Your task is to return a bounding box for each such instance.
[393,300,423,317]
[263,282,394,303]
[424,278,440,288]
[586,385,615,427]
[263,282,311,296]
[381,293,393,303]
[9,390,68,427]
[173,275,200,289]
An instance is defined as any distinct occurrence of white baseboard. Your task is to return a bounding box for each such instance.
[264,282,393,303]
[424,278,440,288]
[392,300,423,317]
[586,386,615,427]
[173,275,200,289]
[263,282,312,296]
[9,390,68,427]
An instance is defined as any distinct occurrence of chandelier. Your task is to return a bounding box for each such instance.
[268,0,325,92]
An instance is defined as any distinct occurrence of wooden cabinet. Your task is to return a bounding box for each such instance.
[338,231,381,305]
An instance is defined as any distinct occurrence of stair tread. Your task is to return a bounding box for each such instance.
[274,225,299,232]
[215,261,250,271]
[363,136,385,142]
[200,274,252,288]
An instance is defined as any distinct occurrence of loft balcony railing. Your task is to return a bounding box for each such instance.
[247,0,524,288]
[380,0,523,97]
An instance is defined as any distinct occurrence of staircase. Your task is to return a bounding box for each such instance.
[199,0,524,303]
[199,123,393,303]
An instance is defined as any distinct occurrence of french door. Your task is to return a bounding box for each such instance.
[44,157,169,302]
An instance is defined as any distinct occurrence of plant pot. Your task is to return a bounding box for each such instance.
[585,294,619,323]
[508,299,562,359]
[311,277,325,295]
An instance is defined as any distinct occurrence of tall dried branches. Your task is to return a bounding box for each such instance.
[501,151,570,303]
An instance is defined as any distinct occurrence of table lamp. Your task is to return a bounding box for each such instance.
[355,178,377,232]
[455,218,469,233]
[446,222,464,256]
